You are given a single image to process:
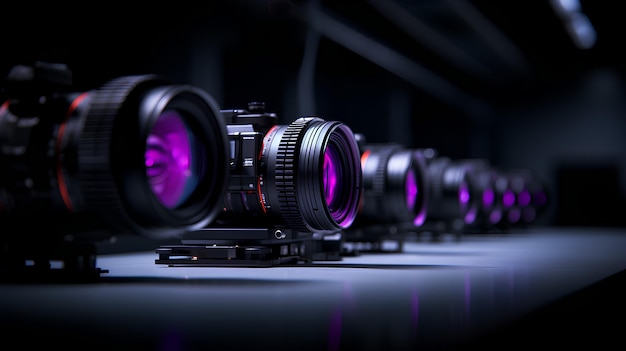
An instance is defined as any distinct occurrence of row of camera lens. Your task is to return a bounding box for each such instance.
[0,62,548,271]
[343,139,548,253]
[354,139,549,234]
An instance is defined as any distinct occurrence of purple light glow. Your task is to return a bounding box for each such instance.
[323,148,339,207]
[489,209,502,224]
[406,169,418,210]
[518,190,531,207]
[508,208,521,223]
[503,190,515,207]
[145,111,198,208]
[482,188,495,208]
[459,182,470,205]
[460,181,477,224]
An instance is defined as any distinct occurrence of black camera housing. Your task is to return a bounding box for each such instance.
[0,62,230,279]
[157,102,364,266]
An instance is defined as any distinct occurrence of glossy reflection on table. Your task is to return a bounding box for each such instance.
[1,226,625,350]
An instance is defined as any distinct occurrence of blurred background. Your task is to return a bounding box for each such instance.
[2,0,625,228]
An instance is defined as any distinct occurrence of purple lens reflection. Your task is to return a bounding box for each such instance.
[518,190,531,207]
[323,146,340,208]
[482,188,495,209]
[406,168,418,210]
[145,111,199,208]
[489,209,502,224]
[459,182,470,205]
[502,190,515,207]
[460,180,477,224]
[508,208,521,223]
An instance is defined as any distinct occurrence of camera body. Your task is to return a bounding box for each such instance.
[0,62,230,278]
[158,103,364,266]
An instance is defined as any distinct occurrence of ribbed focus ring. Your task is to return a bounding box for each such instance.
[78,75,159,226]
[274,117,312,231]
[370,147,396,216]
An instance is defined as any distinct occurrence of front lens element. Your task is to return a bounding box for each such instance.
[320,124,362,229]
[459,181,470,206]
[323,145,340,208]
[146,111,200,208]
[503,190,516,207]
[483,188,495,208]
[406,168,418,209]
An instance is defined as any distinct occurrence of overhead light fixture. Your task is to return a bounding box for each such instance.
[550,0,597,49]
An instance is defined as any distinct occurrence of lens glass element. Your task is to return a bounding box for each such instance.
[503,190,515,207]
[323,146,340,207]
[518,190,531,207]
[145,110,200,208]
[483,188,495,208]
[459,181,470,206]
[406,168,418,209]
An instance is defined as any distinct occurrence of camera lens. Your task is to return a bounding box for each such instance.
[507,169,548,226]
[0,65,229,241]
[457,159,505,229]
[221,114,362,233]
[80,76,229,239]
[357,145,428,227]
[493,171,521,227]
[425,156,480,226]
[271,118,362,231]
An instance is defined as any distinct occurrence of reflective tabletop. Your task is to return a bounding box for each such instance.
[1,226,625,350]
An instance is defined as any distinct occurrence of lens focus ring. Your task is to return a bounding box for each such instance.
[78,75,155,229]
[274,117,312,231]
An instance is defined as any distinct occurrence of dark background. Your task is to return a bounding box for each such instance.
[2,0,625,228]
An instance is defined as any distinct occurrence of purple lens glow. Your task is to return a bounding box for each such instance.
[406,169,418,210]
[508,208,521,223]
[459,182,470,205]
[323,146,340,208]
[459,180,477,224]
[489,209,502,224]
[482,188,495,209]
[503,190,515,207]
[518,190,531,207]
[145,111,199,208]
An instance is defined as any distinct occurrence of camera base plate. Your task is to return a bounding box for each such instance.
[155,239,343,267]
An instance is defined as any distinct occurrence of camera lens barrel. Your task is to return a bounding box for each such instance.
[357,143,429,227]
[425,156,481,226]
[0,65,229,241]
[221,108,363,233]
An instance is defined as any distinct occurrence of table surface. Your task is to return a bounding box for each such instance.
[1,226,625,350]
